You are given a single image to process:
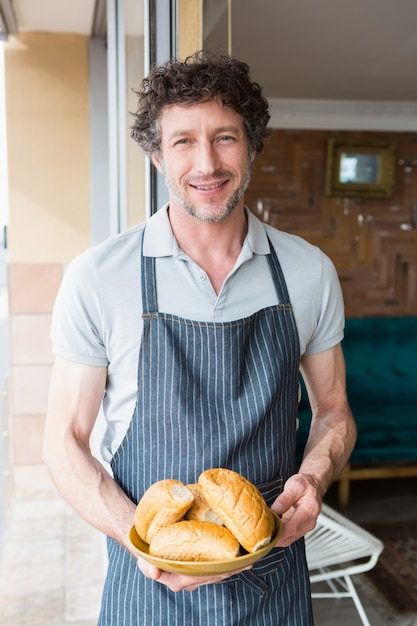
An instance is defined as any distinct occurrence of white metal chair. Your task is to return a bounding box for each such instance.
[305,503,384,626]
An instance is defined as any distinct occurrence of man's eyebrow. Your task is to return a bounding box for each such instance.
[166,125,242,140]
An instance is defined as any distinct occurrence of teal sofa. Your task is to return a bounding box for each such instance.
[297,316,417,507]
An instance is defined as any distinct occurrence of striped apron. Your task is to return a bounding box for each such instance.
[98,231,313,625]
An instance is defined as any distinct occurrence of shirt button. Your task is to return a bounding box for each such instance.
[199,273,206,281]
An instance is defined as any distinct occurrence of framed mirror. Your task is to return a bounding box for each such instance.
[325,139,395,198]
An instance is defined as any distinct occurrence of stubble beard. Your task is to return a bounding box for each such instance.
[162,157,253,223]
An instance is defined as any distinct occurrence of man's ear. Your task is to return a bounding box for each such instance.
[151,153,163,173]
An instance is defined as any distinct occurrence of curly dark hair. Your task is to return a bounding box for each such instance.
[130,50,271,157]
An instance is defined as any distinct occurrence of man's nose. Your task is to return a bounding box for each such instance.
[195,141,220,174]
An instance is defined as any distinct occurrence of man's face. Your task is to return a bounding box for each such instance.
[152,100,255,222]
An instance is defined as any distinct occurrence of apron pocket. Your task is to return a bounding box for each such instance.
[252,476,286,576]
[229,548,286,596]
[228,475,286,591]
[256,475,284,507]
[251,545,286,576]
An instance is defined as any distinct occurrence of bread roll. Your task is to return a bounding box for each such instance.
[134,479,194,544]
[149,521,240,561]
[184,484,224,525]
[198,468,275,553]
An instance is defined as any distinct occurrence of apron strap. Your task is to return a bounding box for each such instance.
[266,235,292,305]
[141,229,158,314]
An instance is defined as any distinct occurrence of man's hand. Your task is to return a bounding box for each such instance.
[271,473,321,547]
[269,345,357,548]
[138,558,252,592]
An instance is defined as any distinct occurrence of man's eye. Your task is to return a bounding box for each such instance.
[175,138,189,145]
[219,135,234,142]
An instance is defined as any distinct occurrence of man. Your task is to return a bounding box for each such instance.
[44,51,356,625]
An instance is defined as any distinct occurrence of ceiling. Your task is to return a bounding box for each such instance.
[9,0,98,35]
[3,0,417,102]
[232,0,417,101]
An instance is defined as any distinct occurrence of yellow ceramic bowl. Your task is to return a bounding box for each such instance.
[129,511,282,576]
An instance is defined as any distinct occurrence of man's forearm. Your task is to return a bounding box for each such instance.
[44,438,137,556]
[298,405,357,499]
[44,359,137,555]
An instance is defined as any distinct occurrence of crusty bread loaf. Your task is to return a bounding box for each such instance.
[184,484,224,525]
[198,468,275,553]
[134,479,194,544]
[149,520,240,561]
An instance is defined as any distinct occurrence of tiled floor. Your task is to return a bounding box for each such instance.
[0,476,416,626]
[0,495,106,626]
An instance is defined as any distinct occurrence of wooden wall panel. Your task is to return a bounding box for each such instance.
[246,130,417,318]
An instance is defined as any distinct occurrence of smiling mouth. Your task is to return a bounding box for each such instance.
[191,181,227,191]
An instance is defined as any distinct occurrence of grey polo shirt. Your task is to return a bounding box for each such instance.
[51,206,344,461]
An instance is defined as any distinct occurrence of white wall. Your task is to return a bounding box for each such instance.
[269,98,417,131]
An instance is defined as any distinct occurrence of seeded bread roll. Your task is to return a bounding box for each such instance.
[198,468,275,553]
[149,521,240,561]
[134,479,194,544]
[184,484,224,525]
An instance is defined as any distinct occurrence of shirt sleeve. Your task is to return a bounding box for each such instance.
[51,250,109,366]
[303,251,345,356]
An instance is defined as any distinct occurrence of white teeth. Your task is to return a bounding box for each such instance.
[194,182,223,191]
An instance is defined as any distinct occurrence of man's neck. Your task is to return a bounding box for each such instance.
[168,203,248,294]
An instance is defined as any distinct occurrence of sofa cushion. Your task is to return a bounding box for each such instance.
[342,317,417,405]
[348,404,417,463]
[296,404,417,465]
[296,316,417,467]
